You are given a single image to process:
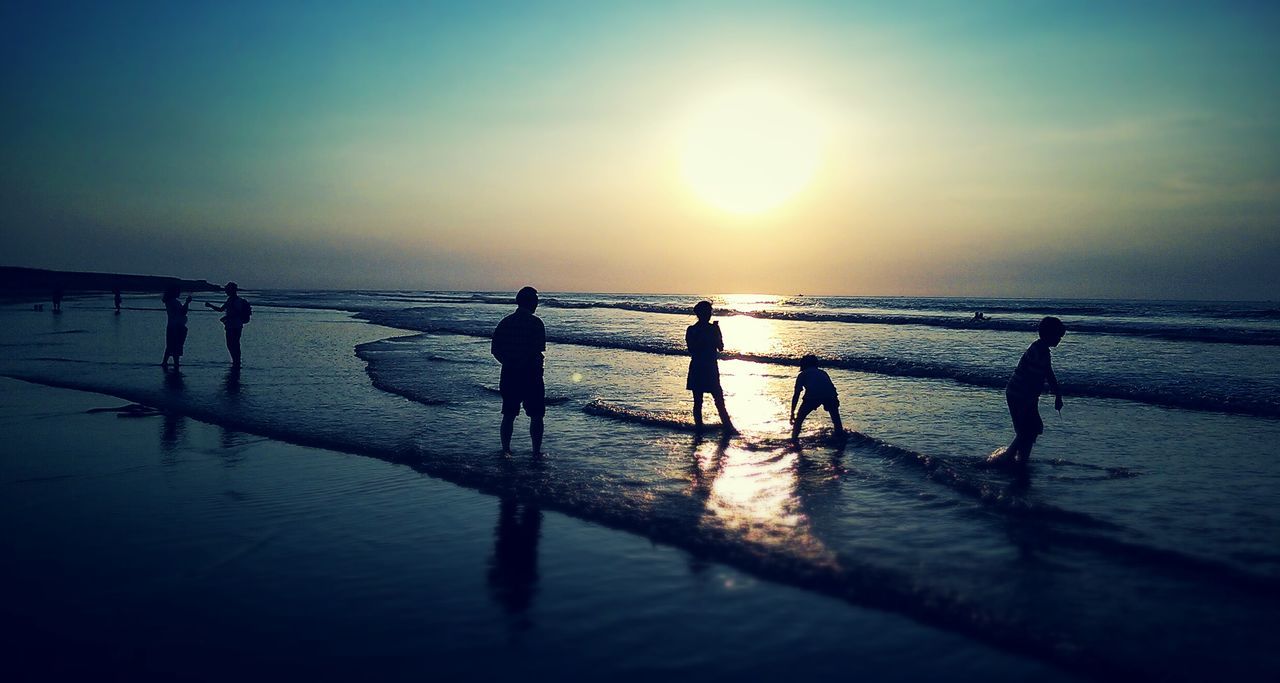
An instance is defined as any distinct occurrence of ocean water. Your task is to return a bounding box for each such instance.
[2,291,1278,680]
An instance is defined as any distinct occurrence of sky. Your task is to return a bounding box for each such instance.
[2,1,1278,299]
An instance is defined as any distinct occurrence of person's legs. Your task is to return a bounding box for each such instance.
[828,405,845,435]
[500,414,516,452]
[692,391,705,429]
[711,388,736,433]
[791,403,815,440]
[530,416,544,455]
[226,327,242,366]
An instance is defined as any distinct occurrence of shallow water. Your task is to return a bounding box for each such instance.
[2,293,1278,680]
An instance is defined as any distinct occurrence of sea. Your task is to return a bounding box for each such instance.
[2,290,1278,680]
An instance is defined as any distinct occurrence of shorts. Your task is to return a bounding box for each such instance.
[165,326,188,357]
[1006,392,1043,438]
[686,358,722,394]
[500,365,546,417]
[799,395,840,414]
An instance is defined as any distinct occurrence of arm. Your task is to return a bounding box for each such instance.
[205,301,225,311]
[789,380,801,423]
[182,296,192,312]
[1046,358,1063,411]
[713,321,724,351]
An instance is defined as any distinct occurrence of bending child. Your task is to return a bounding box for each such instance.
[790,355,844,442]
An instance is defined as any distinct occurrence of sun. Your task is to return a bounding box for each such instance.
[680,85,823,215]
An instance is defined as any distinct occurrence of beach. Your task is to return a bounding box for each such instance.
[2,292,1278,680]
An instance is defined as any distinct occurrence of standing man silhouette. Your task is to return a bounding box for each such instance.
[491,286,546,455]
[205,282,251,367]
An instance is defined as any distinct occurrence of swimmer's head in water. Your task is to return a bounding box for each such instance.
[693,300,713,321]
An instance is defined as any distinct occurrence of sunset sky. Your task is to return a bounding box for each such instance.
[3,1,1277,298]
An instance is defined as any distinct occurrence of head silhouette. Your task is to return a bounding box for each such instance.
[516,286,538,312]
[800,354,819,369]
[693,300,713,322]
[1038,316,1066,346]
[163,284,180,301]
[225,282,239,295]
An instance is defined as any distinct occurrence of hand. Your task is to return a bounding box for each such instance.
[788,414,795,425]
[1054,395,1064,412]
[184,296,192,303]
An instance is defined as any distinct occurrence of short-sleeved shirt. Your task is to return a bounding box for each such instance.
[1006,339,1052,401]
[796,367,838,404]
[491,310,546,370]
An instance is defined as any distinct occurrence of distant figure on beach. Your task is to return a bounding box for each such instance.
[161,285,191,369]
[973,311,985,322]
[113,287,122,314]
[491,286,546,455]
[205,282,251,367]
[52,287,63,313]
[487,495,542,618]
[993,316,1066,468]
[790,354,844,442]
[686,301,737,435]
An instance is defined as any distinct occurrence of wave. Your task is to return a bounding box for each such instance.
[356,312,1280,418]
[401,296,1280,346]
[583,400,728,432]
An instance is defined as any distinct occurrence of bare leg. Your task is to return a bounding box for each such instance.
[712,390,736,434]
[530,416,544,455]
[829,408,845,438]
[791,404,815,441]
[501,414,516,453]
[692,392,705,432]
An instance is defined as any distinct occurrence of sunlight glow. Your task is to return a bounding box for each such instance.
[680,85,824,214]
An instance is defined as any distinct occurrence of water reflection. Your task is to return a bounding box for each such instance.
[160,413,185,454]
[488,495,541,626]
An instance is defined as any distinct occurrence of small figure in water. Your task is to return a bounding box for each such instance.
[52,287,63,313]
[161,285,191,369]
[995,316,1066,468]
[790,354,844,442]
[205,282,251,367]
[491,286,546,455]
[686,301,737,435]
[113,287,122,314]
[973,311,985,322]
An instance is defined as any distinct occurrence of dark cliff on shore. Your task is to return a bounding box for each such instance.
[0,266,224,296]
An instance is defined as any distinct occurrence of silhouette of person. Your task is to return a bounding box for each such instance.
[161,285,191,369]
[997,316,1066,468]
[205,282,251,367]
[491,287,546,455]
[487,495,542,618]
[686,301,736,435]
[51,287,63,313]
[790,354,845,442]
[113,287,122,314]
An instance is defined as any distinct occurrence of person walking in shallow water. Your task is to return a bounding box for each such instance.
[993,316,1066,468]
[491,286,546,455]
[161,285,191,369]
[113,287,122,314]
[686,301,737,435]
[205,282,251,367]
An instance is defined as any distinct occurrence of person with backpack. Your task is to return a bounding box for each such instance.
[205,281,252,367]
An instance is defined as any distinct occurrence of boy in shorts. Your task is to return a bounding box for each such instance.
[790,355,844,442]
[997,316,1066,467]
